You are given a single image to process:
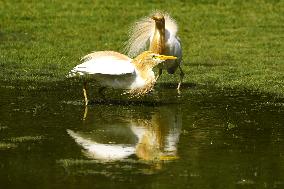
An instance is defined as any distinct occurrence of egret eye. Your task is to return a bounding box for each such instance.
[152,55,156,59]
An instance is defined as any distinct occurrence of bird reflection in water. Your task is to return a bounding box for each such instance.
[67,105,182,166]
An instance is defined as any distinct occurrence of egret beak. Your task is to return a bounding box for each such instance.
[157,55,177,60]
[151,13,164,21]
[151,16,158,21]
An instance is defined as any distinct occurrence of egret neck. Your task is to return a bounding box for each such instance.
[129,52,177,96]
[150,16,166,54]
[129,52,159,95]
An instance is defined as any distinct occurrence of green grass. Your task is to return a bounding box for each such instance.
[0,0,283,96]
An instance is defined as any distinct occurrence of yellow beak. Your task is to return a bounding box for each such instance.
[157,55,177,60]
[152,16,160,21]
[151,16,157,20]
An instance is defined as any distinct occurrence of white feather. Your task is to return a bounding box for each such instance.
[125,11,179,58]
[69,51,134,76]
[161,35,182,73]
[71,57,134,75]
[68,51,159,91]
[67,130,135,161]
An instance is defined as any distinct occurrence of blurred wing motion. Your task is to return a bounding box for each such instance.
[67,129,135,161]
[68,51,134,77]
[124,11,184,91]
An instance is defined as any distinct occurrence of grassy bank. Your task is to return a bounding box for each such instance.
[0,0,283,97]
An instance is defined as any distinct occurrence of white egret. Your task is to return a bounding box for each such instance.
[125,11,184,93]
[68,51,177,105]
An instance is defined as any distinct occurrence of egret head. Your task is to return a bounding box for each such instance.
[152,13,165,29]
[129,51,177,96]
[133,51,177,69]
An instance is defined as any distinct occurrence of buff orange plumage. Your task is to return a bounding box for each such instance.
[125,11,184,93]
[69,51,176,105]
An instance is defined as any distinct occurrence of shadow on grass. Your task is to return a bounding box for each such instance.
[83,82,199,106]
[86,97,179,107]
[157,82,197,89]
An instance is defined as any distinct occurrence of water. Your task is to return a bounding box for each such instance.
[0,82,283,189]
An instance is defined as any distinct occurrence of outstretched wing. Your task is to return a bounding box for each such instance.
[69,51,134,77]
[124,16,155,58]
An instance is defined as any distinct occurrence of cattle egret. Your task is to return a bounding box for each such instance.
[125,11,184,93]
[68,51,177,105]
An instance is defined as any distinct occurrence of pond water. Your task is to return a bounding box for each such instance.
[0,82,283,189]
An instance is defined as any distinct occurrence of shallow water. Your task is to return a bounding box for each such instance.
[0,82,283,189]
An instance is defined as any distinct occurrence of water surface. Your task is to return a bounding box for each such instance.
[0,82,283,189]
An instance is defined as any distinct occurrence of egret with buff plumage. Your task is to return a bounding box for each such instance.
[68,51,176,105]
[125,11,184,93]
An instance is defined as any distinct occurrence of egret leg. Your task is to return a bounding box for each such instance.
[177,66,184,94]
[83,81,88,106]
[83,105,88,121]
[155,68,163,81]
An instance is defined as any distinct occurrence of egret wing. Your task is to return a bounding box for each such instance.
[69,51,135,77]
